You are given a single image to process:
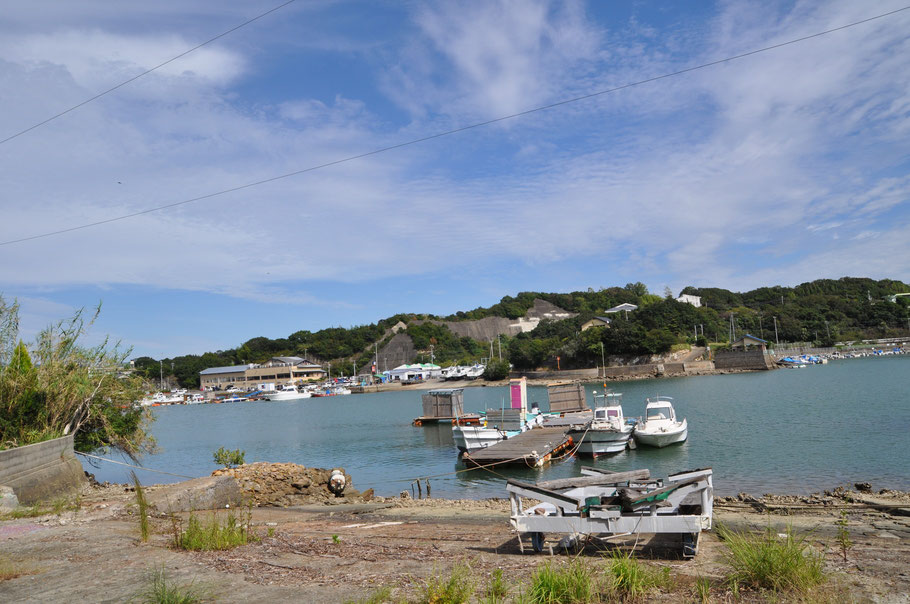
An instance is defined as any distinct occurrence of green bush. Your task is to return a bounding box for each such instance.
[212,447,245,468]
[528,560,595,603]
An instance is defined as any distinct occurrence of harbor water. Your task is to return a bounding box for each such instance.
[83,355,910,498]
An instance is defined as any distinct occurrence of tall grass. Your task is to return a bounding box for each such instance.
[483,568,509,603]
[417,562,475,604]
[528,560,595,604]
[173,508,258,551]
[130,471,150,542]
[717,523,826,593]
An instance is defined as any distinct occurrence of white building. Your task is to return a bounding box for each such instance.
[676,294,703,307]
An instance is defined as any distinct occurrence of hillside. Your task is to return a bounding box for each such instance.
[133,277,910,388]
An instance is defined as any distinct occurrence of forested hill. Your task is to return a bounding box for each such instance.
[134,277,910,388]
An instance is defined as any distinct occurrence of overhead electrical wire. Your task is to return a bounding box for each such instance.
[0,0,298,146]
[1,5,907,248]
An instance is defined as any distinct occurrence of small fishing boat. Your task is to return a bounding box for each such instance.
[634,396,687,448]
[568,392,634,456]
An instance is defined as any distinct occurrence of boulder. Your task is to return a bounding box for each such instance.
[145,475,245,512]
[0,485,19,512]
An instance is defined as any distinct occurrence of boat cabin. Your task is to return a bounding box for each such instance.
[591,392,624,425]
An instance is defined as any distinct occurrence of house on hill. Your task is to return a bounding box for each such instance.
[730,334,768,351]
[580,316,612,331]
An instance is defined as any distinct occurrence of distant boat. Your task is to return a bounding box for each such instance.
[568,392,635,456]
[634,396,688,448]
[263,384,312,401]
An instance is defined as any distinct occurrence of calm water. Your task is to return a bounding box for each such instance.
[83,356,910,498]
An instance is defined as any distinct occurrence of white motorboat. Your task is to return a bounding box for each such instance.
[453,377,547,452]
[568,392,634,456]
[634,396,688,448]
[263,384,312,401]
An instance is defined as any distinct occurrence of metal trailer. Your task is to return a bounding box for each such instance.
[507,467,713,558]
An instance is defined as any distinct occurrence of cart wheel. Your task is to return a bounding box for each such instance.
[530,532,545,553]
[682,533,699,558]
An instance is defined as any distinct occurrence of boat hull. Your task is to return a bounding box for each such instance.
[263,391,312,401]
[634,424,688,448]
[569,428,632,456]
[453,426,512,452]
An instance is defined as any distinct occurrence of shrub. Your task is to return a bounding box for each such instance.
[212,447,245,468]
[717,523,826,593]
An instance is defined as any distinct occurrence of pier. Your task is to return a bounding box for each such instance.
[462,427,574,468]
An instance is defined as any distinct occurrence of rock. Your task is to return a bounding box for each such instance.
[855,482,872,492]
[145,475,245,512]
[1,485,20,512]
[361,488,374,501]
[400,491,411,499]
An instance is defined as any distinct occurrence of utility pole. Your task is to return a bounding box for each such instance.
[600,341,605,378]
[773,316,779,347]
[489,339,494,359]
[497,335,501,360]
[159,360,163,390]
[825,320,830,340]
[328,362,331,380]
[429,344,434,364]
[759,315,763,339]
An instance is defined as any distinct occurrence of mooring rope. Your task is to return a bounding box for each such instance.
[75,451,195,479]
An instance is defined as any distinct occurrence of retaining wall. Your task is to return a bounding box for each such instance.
[713,349,775,371]
[0,434,85,505]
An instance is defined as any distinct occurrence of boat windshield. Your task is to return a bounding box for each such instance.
[647,406,672,420]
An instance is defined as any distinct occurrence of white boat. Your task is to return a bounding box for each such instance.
[568,392,634,456]
[139,391,184,406]
[453,412,545,452]
[311,384,351,397]
[263,384,312,401]
[633,396,688,448]
[464,364,486,380]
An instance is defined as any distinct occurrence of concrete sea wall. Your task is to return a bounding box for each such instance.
[0,434,85,505]
[713,349,775,371]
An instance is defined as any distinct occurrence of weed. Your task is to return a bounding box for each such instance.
[418,562,475,604]
[604,549,670,600]
[131,470,150,542]
[528,559,595,603]
[835,511,852,562]
[174,508,259,551]
[695,576,712,603]
[267,526,276,538]
[717,523,826,593]
[0,496,79,520]
[0,556,34,582]
[332,533,341,544]
[484,568,509,603]
[344,585,393,604]
[133,566,208,603]
[212,447,245,468]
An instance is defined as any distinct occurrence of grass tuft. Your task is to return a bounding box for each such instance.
[0,556,34,582]
[483,568,509,603]
[418,562,475,604]
[604,549,671,600]
[173,508,258,551]
[0,496,79,520]
[344,585,393,604]
[133,566,208,603]
[528,559,595,603]
[717,523,826,593]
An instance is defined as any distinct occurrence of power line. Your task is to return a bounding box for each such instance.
[0,0,298,147]
[1,5,907,248]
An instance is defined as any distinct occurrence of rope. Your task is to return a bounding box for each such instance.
[75,451,195,479]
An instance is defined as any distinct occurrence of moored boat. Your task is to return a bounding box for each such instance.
[263,384,312,401]
[568,392,634,456]
[634,396,688,448]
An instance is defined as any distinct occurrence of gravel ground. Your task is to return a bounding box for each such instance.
[1,479,908,603]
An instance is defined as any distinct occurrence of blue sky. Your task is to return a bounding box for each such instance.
[1,0,908,359]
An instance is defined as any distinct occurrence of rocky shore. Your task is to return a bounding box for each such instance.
[2,464,908,602]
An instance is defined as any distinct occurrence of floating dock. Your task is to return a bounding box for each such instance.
[412,413,481,426]
[462,427,574,467]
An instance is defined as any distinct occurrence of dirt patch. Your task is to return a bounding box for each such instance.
[211,462,367,507]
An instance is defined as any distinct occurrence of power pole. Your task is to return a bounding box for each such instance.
[497,336,501,360]
[600,341,605,378]
[159,360,163,390]
[759,315,763,339]
[773,316,779,347]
